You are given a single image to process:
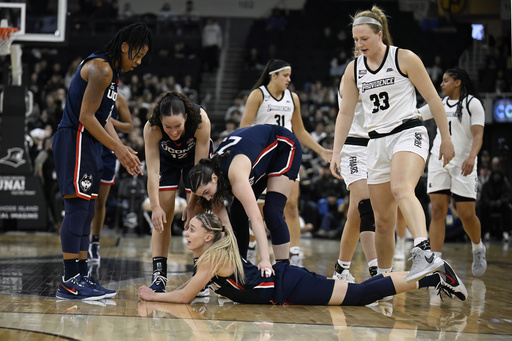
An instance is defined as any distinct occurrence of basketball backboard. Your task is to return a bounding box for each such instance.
[0,0,67,43]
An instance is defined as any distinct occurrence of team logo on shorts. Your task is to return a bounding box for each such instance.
[414,133,422,148]
[80,173,93,193]
[349,156,359,174]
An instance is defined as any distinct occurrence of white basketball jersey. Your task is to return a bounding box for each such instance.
[338,93,368,139]
[429,95,485,165]
[253,86,294,132]
[355,46,420,133]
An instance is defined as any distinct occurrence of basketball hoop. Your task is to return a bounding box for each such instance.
[0,27,19,56]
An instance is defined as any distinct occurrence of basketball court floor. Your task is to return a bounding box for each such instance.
[0,232,511,340]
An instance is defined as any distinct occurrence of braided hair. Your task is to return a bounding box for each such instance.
[188,154,231,210]
[97,22,153,69]
[444,68,483,122]
[148,92,202,136]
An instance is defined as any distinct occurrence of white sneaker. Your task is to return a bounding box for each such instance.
[333,269,355,283]
[405,247,444,282]
[472,244,487,277]
[290,252,304,267]
[246,246,257,264]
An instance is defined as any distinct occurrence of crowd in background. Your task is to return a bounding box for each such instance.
[0,1,511,242]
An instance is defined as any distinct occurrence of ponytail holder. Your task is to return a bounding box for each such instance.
[222,226,226,232]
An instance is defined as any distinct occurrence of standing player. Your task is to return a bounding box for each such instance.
[332,69,378,282]
[188,124,302,276]
[419,68,486,278]
[240,59,332,266]
[89,93,132,262]
[143,92,211,293]
[330,6,455,283]
[53,22,152,300]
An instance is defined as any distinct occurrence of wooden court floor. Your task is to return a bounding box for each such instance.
[0,231,511,340]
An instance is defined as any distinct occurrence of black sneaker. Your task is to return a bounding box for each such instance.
[435,261,468,301]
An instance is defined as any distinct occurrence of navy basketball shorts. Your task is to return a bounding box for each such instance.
[53,127,103,200]
[272,262,334,305]
[267,131,302,181]
[100,147,116,185]
[158,154,194,193]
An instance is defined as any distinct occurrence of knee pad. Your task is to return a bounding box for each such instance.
[262,191,289,245]
[358,199,375,233]
[341,275,396,306]
[61,198,90,254]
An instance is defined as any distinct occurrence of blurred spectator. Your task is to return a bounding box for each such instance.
[479,169,512,241]
[244,47,265,71]
[266,7,287,45]
[161,75,183,94]
[202,18,222,72]
[118,2,133,21]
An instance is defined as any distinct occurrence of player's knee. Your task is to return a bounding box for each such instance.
[263,192,289,244]
[358,199,375,233]
[61,199,90,253]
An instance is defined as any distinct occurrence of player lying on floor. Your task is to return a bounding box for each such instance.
[138,213,467,306]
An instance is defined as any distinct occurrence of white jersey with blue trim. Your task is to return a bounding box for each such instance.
[355,45,420,134]
[338,93,368,139]
[419,94,485,165]
[253,85,294,132]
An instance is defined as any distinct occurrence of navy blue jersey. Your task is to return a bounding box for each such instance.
[158,103,202,168]
[58,53,118,142]
[215,125,301,190]
[208,260,334,305]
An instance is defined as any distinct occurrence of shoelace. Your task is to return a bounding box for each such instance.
[435,281,454,302]
[151,274,168,286]
[407,248,421,262]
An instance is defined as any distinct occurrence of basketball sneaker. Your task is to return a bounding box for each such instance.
[434,261,468,301]
[472,244,487,277]
[404,241,443,282]
[88,242,100,262]
[332,262,355,283]
[83,275,117,298]
[196,287,210,297]
[56,274,106,301]
[290,252,304,267]
[149,271,168,293]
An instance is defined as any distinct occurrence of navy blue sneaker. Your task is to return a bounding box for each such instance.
[56,274,106,301]
[149,271,167,293]
[84,275,117,298]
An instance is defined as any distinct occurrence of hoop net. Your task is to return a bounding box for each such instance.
[0,27,19,56]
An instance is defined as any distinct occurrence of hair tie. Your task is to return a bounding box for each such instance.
[353,16,382,27]
[221,226,225,232]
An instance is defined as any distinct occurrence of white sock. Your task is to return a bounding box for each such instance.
[337,260,351,269]
[368,258,378,268]
[433,251,442,259]
[378,267,392,274]
[414,237,428,247]
[472,240,484,251]
[290,246,301,255]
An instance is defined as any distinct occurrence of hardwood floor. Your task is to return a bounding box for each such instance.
[0,232,511,340]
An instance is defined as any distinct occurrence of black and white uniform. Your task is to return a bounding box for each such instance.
[252,85,294,131]
[420,95,485,199]
[355,45,428,184]
[338,94,368,188]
